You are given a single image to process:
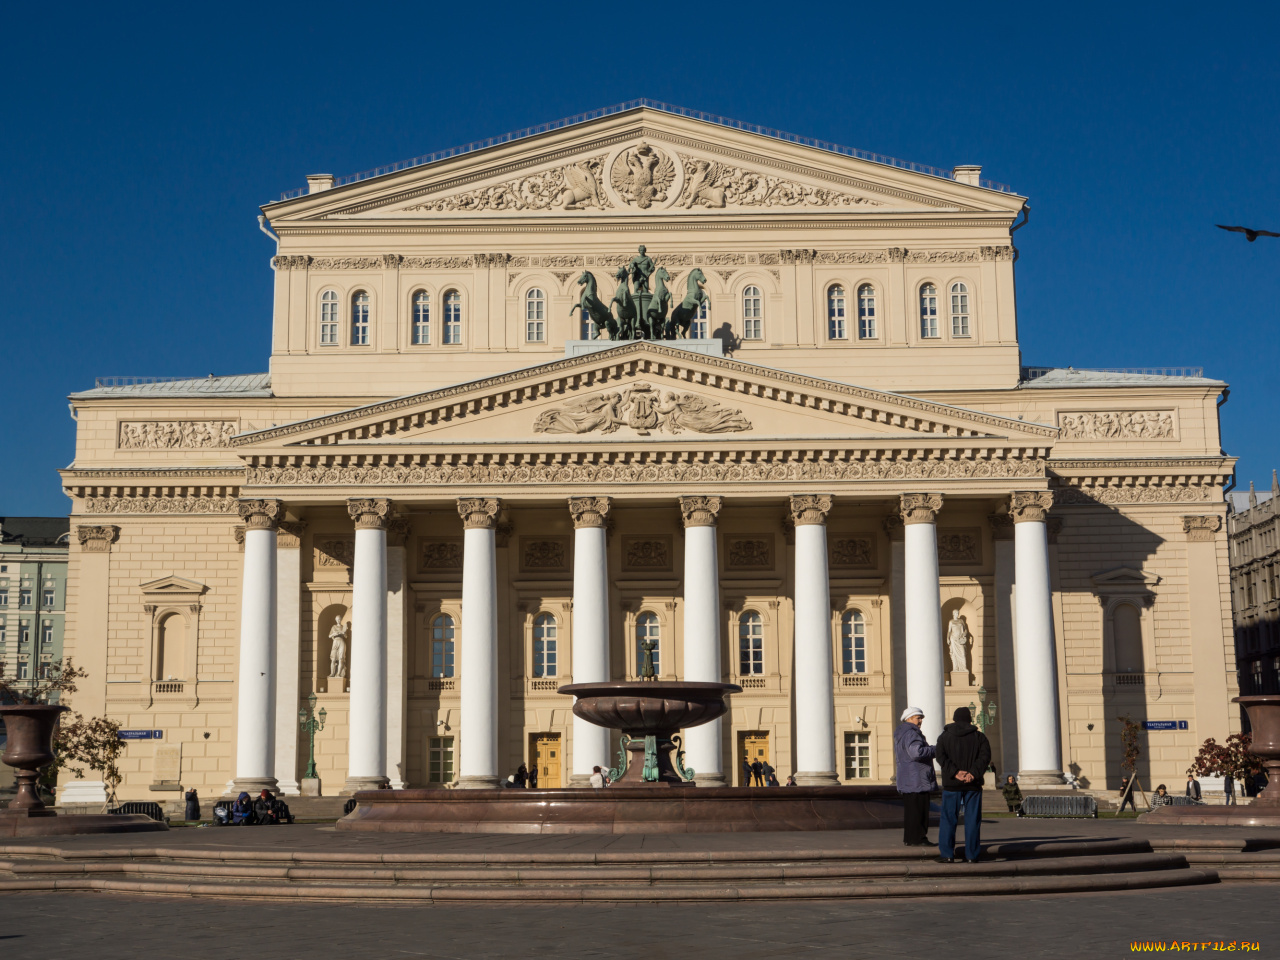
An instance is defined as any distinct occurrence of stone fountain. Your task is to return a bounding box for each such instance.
[339,679,903,834]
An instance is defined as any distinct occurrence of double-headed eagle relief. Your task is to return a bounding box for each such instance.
[572,244,708,342]
[609,142,675,209]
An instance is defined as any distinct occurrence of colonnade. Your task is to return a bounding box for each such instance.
[228,490,1063,795]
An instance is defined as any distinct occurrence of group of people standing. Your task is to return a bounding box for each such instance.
[894,705,992,863]
[742,757,782,787]
[503,763,540,788]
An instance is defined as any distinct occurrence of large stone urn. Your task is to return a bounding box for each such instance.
[1236,695,1280,805]
[0,703,68,815]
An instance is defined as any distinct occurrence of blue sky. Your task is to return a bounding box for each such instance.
[2,1,1276,515]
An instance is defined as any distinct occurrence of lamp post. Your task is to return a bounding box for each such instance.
[299,692,326,781]
[969,686,998,734]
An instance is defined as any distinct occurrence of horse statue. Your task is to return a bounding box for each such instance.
[571,270,617,340]
[643,266,673,340]
[667,267,707,339]
[610,266,639,340]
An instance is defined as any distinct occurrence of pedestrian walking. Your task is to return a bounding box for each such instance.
[1225,774,1236,805]
[934,706,991,864]
[1185,774,1201,802]
[750,758,765,787]
[742,757,753,788]
[1117,776,1139,814]
[1001,775,1022,815]
[893,706,936,847]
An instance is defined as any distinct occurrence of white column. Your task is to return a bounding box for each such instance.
[345,498,391,792]
[569,497,611,785]
[991,512,1020,776]
[902,493,945,745]
[385,521,409,789]
[681,496,724,786]
[458,498,501,788]
[272,521,304,796]
[1010,492,1064,785]
[791,495,838,785]
[231,499,281,795]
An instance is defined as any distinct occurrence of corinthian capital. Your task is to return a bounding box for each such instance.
[347,497,393,530]
[457,497,501,530]
[568,496,611,529]
[1008,491,1055,524]
[789,494,833,526]
[237,498,283,530]
[899,493,943,525]
[1182,515,1222,542]
[679,496,722,528]
[75,524,119,553]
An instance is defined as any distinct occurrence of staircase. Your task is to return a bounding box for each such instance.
[0,837,1219,902]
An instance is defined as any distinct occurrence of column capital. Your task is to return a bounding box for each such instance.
[347,497,394,530]
[277,521,307,549]
[899,493,943,525]
[1182,515,1222,542]
[679,495,722,527]
[568,496,611,529]
[988,511,1015,541]
[1009,491,1054,524]
[75,524,119,553]
[457,497,501,530]
[789,494,833,526]
[238,498,283,530]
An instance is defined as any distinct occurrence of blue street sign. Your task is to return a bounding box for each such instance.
[1142,721,1188,731]
[118,729,163,740]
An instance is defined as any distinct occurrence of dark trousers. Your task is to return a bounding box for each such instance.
[902,791,931,844]
[939,789,982,861]
[1118,791,1138,813]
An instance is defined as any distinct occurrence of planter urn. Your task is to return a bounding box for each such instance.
[1236,695,1280,804]
[0,703,68,815]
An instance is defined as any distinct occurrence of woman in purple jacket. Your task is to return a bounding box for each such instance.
[893,706,936,846]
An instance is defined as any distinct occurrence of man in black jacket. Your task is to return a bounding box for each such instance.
[934,706,992,864]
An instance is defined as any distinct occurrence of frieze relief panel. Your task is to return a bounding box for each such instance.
[622,536,672,572]
[725,535,774,570]
[118,421,238,449]
[316,539,354,568]
[830,535,877,570]
[937,528,982,565]
[1057,411,1176,440]
[418,538,464,572]
[81,496,239,515]
[533,382,750,436]
[520,537,570,573]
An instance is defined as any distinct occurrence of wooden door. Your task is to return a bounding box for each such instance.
[739,731,770,786]
[532,733,562,788]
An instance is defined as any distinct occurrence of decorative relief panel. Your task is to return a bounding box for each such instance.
[1055,486,1219,506]
[533,382,750,436]
[610,143,676,209]
[814,251,889,264]
[520,537,569,573]
[316,539,354,568]
[405,155,612,212]
[622,536,672,572]
[82,496,239,515]
[725,535,773,570]
[830,536,876,570]
[418,538,464,571]
[676,156,882,209]
[1057,411,1176,440]
[118,421,238,449]
[903,250,981,263]
[937,528,982,565]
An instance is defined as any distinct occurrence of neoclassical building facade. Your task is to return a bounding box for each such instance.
[59,104,1237,801]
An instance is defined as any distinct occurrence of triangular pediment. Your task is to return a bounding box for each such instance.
[1091,567,1161,587]
[139,575,208,598]
[265,108,1024,224]
[233,342,1056,452]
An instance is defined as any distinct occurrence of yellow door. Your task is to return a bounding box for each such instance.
[532,734,562,788]
[740,732,770,786]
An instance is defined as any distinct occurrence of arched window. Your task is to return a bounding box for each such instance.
[857,284,877,339]
[525,288,546,342]
[738,611,764,675]
[692,299,710,340]
[412,291,430,345]
[579,308,594,340]
[350,291,370,345]
[532,613,557,678]
[443,290,462,344]
[1113,603,1144,675]
[950,282,970,337]
[742,286,763,340]
[431,614,455,678]
[841,610,866,674]
[828,285,847,339]
[635,612,661,676]
[156,612,185,681]
[919,284,939,338]
[320,290,339,345]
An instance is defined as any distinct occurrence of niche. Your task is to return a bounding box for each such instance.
[317,603,350,694]
[155,612,186,681]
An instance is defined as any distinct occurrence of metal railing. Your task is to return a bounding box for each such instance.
[94,376,193,388]
[275,98,1016,201]
[841,675,870,687]
[1021,366,1205,381]
[1019,794,1098,818]
[154,682,184,694]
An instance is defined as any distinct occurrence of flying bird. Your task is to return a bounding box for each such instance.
[1216,224,1280,242]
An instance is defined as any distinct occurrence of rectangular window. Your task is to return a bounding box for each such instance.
[20,623,30,644]
[858,287,877,339]
[526,320,545,343]
[19,589,31,607]
[0,590,7,607]
[320,294,339,345]
[533,637,557,677]
[579,309,594,340]
[0,622,6,645]
[844,732,871,780]
[41,622,53,645]
[691,302,709,340]
[42,589,55,608]
[444,295,462,344]
[742,287,762,340]
[431,639,455,678]
[828,289,847,340]
[350,296,370,346]
[951,289,970,337]
[428,736,455,784]
[920,287,939,338]
[17,660,28,680]
[412,294,430,345]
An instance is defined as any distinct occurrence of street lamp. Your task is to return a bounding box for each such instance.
[299,692,326,781]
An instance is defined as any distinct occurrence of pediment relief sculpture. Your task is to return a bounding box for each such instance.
[676,156,883,209]
[533,382,750,436]
[610,143,676,209]
[403,154,612,213]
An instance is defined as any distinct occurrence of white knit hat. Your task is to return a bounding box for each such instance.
[900,706,924,721]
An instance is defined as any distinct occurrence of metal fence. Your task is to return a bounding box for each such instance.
[275,98,1017,201]
[1021,366,1205,381]
[1019,794,1098,818]
[109,801,166,822]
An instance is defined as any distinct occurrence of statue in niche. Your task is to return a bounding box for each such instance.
[947,610,971,675]
[328,615,348,679]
